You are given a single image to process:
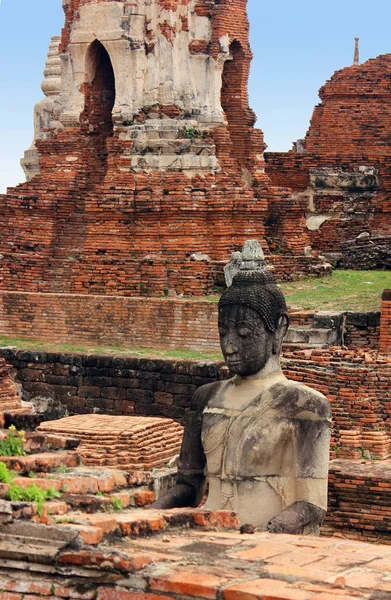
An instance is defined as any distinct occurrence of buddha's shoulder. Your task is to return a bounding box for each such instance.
[191,380,226,412]
[269,379,331,420]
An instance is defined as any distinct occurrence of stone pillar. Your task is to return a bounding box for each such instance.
[353,37,360,66]
[21,36,62,181]
[380,289,391,354]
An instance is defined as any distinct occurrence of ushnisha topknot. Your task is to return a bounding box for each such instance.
[218,269,288,333]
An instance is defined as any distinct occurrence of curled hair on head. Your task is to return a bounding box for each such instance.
[218,269,288,333]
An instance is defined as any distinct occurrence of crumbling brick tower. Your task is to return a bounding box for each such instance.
[1,0,289,297]
[265,53,391,262]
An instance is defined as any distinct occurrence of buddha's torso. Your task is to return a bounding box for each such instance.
[201,373,329,528]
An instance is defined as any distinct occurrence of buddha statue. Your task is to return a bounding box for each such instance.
[153,242,331,534]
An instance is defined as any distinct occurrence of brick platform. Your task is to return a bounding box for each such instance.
[38,415,183,469]
[2,525,391,599]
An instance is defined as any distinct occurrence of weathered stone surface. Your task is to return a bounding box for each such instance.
[340,235,391,270]
[21,36,62,181]
[1,528,391,599]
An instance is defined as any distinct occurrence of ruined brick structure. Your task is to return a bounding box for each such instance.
[0,0,322,302]
[381,289,391,354]
[265,54,391,259]
[0,359,22,413]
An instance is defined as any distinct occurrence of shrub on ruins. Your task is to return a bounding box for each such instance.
[6,482,61,516]
[0,425,26,457]
[0,461,16,484]
[0,460,61,515]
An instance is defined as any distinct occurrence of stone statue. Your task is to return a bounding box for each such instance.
[153,241,331,534]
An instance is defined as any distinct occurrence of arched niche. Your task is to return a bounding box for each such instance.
[81,40,116,134]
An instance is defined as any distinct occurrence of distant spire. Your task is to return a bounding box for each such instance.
[353,37,360,66]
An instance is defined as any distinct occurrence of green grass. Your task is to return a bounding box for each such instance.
[0,337,223,361]
[280,270,390,312]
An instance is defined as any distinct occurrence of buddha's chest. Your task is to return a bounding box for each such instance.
[201,404,296,478]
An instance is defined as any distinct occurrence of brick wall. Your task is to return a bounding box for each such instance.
[0,348,228,424]
[283,348,391,459]
[3,348,391,458]
[344,312,381,349]
[0,292,382,352]
[0,293,221,352]
[380,289,391,354]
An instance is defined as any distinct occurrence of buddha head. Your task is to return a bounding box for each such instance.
[218,268,289,376]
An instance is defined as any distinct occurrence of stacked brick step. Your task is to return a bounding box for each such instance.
[325,458,391,543]
[0,418,181,528]
[0,359,22,413]
[38,415,183,469]
[336,430,391,461]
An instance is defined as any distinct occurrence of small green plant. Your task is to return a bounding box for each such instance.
[0,461,61,516]
[332,445,340,456]
[0,461,16,484]
[358,446,367,459]
[28,471,36,478]
[96,491,105,497]
[184,127,197,139]
[111,497,123,512]
[53,465,69,475]
[0,426,26,457]
[6,483,61,516]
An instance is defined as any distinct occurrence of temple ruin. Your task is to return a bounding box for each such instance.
[0,4,390,596]
[265,51,391,266]
[0,0,327,315]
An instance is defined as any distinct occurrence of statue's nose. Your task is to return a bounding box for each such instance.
[225,339,238,355]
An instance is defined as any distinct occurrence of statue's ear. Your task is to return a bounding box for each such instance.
[273,315,289,354]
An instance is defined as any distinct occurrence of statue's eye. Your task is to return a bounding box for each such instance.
[238,327,251,338]
[219,327,228,337]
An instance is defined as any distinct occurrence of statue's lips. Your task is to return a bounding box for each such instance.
[226,360,241,367]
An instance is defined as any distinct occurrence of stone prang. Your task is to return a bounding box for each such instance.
[21,36,62,181]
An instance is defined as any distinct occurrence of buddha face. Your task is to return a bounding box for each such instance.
[218,304,275,376]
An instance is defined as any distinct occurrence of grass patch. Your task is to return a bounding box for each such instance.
[0,337,223,361]
[280,270,390,312]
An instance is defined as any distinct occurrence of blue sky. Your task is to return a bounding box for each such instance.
[1,0,391,193]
